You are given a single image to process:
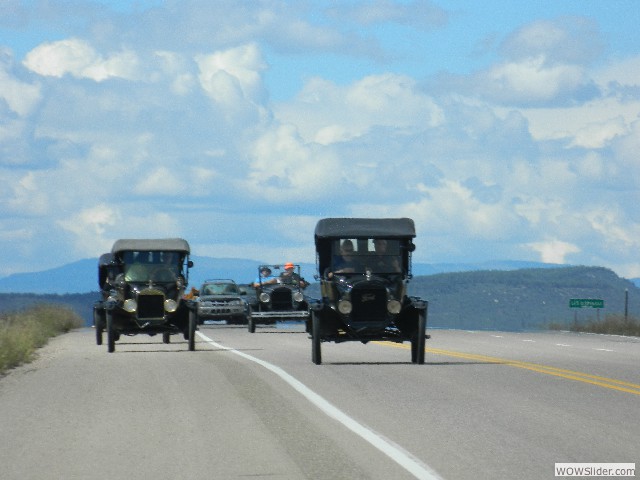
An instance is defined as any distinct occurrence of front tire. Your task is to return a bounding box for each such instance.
[411,310,426,364]
[106,311,115,353]
[188,310,197,351]
[311,311,322,365]
[94,308,104,345]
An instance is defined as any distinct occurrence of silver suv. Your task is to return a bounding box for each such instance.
[196,279,250,324]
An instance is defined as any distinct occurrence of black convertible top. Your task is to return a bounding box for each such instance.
[314,218,415,240]
[98,252,114,266]
[111,238,190,254]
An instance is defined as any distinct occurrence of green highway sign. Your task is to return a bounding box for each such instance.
[569,299,604,309]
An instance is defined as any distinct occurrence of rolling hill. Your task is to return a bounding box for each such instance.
[406,266,640,331]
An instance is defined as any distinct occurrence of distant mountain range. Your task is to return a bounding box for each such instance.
[0,256,574,294]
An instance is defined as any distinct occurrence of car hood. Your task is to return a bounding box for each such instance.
[198,295,242,301]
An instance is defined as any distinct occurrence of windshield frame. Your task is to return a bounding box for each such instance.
[121,250,184,283]
[330,238,402,275]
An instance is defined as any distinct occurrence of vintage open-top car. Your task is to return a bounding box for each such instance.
[248,263,310,333]
[310,217,428,364]
[94,238,197,352]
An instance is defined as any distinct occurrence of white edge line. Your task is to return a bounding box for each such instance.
[196,331,443,480]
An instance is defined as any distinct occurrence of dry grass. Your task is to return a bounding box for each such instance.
[0,304,84,374]
[549,314,640,337]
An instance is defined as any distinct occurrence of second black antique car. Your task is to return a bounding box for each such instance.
[310,218,428,364]
[248,264,310,333]
[94,238,197,352]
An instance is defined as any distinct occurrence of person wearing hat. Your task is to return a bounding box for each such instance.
[279,262,309,288]
[253,266,278,288]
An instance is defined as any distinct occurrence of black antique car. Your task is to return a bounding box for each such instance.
[248,264,310,333]
[310,218,428,364]
[94,238,197,352]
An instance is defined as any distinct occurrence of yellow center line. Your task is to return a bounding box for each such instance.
[375,342,640,396]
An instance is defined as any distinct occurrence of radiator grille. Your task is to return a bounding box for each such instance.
[137,292,165,319]
[350,284,387,322]
[270,287,293,310]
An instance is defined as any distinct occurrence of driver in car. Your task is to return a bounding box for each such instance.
[327,240,359,278]
[279,262,309,288]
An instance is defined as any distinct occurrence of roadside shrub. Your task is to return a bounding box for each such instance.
[0,304,83,374]
[571,314,640,336]
[548,314,640,337]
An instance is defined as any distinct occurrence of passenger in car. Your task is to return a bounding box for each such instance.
[253,266,278,288]
[183,286,199,299]
[372,239,401,273]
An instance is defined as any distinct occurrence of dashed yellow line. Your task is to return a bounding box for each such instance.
[376,342,640,396]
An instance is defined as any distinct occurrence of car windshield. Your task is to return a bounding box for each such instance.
[122,250,181,282]
[202,283,238,295]
[330,238,401,275]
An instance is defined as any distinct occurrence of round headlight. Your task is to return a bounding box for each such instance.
[123,299,137,313]
[387,299,402,315]
[259,292,270,303]
[337,299,352,315]
[293,291,304,302]
[164,299,178,313]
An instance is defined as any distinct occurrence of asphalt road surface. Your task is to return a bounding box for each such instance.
[0,324,638,480]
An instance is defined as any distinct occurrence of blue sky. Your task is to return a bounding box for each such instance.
[1,0,640,280]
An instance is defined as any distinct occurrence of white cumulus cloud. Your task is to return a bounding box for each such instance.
[276,73,444,144]
[23,38,140,81]
[527,240,580,264]
[195,43,267,105]
[0,58,41,116]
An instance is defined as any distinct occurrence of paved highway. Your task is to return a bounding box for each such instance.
[0,325,638,479]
